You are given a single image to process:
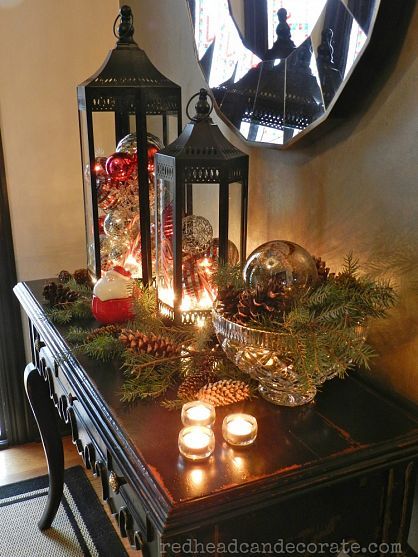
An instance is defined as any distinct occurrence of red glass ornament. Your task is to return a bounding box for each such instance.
[105,152,135,182]
[93,157,107,177]
[97,177,115,204]
[147,145,159,173]
[98,215,105,235]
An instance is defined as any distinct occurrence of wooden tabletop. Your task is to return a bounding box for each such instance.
[14,279,418,532]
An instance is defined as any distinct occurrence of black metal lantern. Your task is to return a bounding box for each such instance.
[77,5,181,283]
[155,89,249,325]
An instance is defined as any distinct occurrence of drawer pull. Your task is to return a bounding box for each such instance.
[34,339,45,353]
[67,393,77,405]
[109,471,126,494]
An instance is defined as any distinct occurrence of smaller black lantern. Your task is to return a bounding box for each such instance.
[155,89,249,325]
[77,5,182,283]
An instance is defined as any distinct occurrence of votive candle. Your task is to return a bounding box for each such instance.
[222,413,258,447]
[178,426,215,461]
[181,401,216,427]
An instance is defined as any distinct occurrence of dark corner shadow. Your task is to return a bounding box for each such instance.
[294,0,417,155]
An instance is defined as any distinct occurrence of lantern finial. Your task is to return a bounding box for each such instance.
[192,89,212,122]
[114,5,135,45]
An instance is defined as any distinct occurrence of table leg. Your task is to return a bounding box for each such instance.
[24,363,64,530]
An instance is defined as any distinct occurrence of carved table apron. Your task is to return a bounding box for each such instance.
[14,280,418,556]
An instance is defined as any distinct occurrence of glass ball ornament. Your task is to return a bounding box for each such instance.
[93,157,107,177]
[116,133,137,156]
[243,240,318,293]
[182,215,213,255]
[103,210,131,239]
[116,132,163,174]
[105,152,136,182]
[108,239,130,263]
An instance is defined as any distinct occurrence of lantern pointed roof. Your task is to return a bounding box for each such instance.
[159,90,248,163]
[78,5,179,91]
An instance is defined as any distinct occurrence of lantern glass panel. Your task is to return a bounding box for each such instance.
[182,182,219,315]
[79,109,97,277]
[80,104,168,280]
[156,176,244,323]
[156,176,175,319]
[92,112,117,155]
[88,111,144,279]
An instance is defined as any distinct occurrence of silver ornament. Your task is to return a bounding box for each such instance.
[116,132,164,155]
[108,239,130,262]
[103,210,131,239]
[182,215,213,255]
[243,240,318,293]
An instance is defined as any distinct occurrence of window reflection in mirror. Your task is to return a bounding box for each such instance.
[188,0,380,147]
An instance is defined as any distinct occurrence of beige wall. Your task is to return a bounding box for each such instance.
[130,0,418,402]
[0,0,119,280]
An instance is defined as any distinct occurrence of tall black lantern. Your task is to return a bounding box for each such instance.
[155,89,249,325]
[77,5,181,283]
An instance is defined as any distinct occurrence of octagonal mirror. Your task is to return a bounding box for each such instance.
[187,0,380,147]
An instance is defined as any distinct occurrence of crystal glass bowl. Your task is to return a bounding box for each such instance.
[212,309,317,406]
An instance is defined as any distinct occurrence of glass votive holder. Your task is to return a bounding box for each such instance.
[181,401,216,427]
[222,413,258,447]
[178,426,215,461]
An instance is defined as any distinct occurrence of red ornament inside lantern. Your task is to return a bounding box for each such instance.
[147,145,159,173]
[105,152,136,181]
[94,157,107,177]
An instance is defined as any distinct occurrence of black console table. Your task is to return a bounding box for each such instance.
[14,280,418,556]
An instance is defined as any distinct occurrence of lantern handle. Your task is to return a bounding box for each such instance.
[113,5,135,44]
[186,89,214,122]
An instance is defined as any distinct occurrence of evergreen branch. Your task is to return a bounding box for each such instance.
[214,263,245,290]
[45,307,74,324]
[66,278,94,297]
[160,399,185,410]
[125,353,186,375]
[66,326,89,344]
[78,335,123,362]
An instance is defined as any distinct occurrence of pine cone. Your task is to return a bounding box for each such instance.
[119,329,181,358]
[197,379,250,407]
[216,285,239,319]
[235,278,290,325]
[43,281,79,307]
[86,325,122,342]
[313,256,330,284]
[177,370,218,400]
[58,270,72,284]
[73,268,91,286]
